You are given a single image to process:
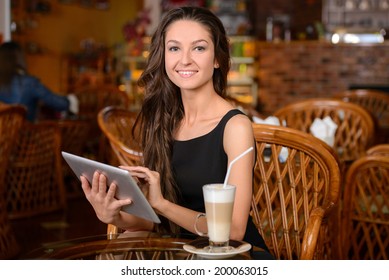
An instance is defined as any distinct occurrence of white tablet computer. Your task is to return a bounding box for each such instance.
[62,151,161,224]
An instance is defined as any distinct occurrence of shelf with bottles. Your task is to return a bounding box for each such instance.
[208,0,252,36]
[323,0,389,32]
[63,42,117,93]
[227,36,258,106]
[116,37,150,80]
[326,0,389,12]
[10,0,52,51]
[114,37,150,110]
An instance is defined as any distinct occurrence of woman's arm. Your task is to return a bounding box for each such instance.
[223,114,255,240]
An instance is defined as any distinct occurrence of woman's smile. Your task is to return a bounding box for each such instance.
[176,70,198,78]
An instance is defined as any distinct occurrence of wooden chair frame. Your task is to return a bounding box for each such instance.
[273,98,375,164]
[45,119,91,198]
[366,144,389,157]
[0,105,26,259]
[333,89,389,144]
[97,106,143,167]
[73,84,130,161]
[341,154,389,259]
[5,122,67,219]
[251,123,341,259]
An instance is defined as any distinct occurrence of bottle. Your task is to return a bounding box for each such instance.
[266,17,273,42]
[284,29,291,42]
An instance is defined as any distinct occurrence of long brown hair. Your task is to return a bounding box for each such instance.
[136,6,230,233]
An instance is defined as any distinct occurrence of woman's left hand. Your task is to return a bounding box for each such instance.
[120,166,165,211]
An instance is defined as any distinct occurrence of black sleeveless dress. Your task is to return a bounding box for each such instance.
[171,109,270,256]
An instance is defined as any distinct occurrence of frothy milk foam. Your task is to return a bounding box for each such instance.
[203,184,235,243]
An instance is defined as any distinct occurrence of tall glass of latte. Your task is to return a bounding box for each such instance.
[202,183,236,252]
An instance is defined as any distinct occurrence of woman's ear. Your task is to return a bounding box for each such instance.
[214,61,219,68]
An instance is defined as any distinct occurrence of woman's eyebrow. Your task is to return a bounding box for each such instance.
[166,39,180,45]
[166,39,209,45]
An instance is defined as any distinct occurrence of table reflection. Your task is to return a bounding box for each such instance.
[23,231,267,260]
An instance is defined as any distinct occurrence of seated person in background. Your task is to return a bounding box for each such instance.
[80,7,272,260]
[0,41,78,122]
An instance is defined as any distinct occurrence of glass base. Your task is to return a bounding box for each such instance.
[204,241,234,253]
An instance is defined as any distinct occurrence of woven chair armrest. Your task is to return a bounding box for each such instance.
[300,207,325,260]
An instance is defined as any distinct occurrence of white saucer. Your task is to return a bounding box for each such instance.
[183,238,251,259]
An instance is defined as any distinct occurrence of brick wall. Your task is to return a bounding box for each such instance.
[256,41,389,114]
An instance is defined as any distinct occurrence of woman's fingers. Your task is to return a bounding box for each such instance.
[120,166,156,182]
[80,175,91,195]
[106,182,116,198]
[91,171,101,193]
[98,173,107,194]
[122,167,148,179]
[104,180,133,206]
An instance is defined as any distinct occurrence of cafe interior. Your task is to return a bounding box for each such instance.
[0,0,389,260]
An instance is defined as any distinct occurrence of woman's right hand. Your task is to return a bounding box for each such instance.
[80,171,132,224]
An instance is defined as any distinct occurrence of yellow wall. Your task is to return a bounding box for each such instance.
[19,0,143,93]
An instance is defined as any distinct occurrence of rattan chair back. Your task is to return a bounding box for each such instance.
[97,106,143,167]
[45,119,91,198]
[5,121,67,219]
[341,153,389,259]
[0,105,26,259]
[366,144,389,157]
[73,84,130,161]
[273,98,375,164]
[251,123,341,259]
[334,89,389,144]
[74,84,130,121]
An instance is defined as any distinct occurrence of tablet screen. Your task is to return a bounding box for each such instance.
[62,151,161,224]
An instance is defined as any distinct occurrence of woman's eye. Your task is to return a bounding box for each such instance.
[168,46,179,52]
[194,46,205,51]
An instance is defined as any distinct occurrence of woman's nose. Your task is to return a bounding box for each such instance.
[179,49,192,65]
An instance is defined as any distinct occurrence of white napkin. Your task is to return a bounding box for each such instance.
[252,116,288,162]
[309,116,338,147]
[67,94,79,115]
[252,115,286,126]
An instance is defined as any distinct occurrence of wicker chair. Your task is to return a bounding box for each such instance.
[273,98,375,166]
[341,152,389,259]
[97,106,143,167]
[273,98,375,257]
[251,123,341,259]
[5,121,67,219]
[333,89,389,144]
[97,106,143,238]
[73,84,130,161]
[45,119,91,198]
[366,144,389,157]
[0,105,26,259]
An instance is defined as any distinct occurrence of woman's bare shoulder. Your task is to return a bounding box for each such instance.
[228,110,252,128]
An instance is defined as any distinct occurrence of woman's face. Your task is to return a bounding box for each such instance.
[164,20,218,93]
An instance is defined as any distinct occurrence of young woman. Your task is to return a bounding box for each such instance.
[81,6,270,258]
